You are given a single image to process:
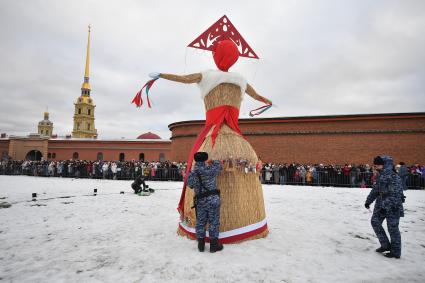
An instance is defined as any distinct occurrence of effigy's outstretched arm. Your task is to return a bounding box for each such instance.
[159,73,202,84]
[245,84,273,105]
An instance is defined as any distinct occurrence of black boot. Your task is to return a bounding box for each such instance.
[197,238,205,252]
[384,252,400,259]
[375,246,390,253]
[210,238,223,253]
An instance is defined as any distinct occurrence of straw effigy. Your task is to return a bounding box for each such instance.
[161,77,270,243]
[136,16,271,244]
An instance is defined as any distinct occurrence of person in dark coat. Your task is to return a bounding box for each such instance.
[131,174,147,194]
[365,155,405,259]
[187,152,223,253]
[397,162,408,191]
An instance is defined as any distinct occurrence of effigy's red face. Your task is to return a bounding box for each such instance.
[213,40,240,72]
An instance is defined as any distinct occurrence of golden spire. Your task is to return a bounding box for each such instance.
[44,106,49,120]
[82,25,91,91]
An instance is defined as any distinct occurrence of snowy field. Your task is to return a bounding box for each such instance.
[0,176,424,283]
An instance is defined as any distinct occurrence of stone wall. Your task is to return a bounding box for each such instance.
[169,113,425,164]
[47,139,171,162]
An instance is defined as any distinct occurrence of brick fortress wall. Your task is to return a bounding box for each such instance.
[48,139,171,162]
[168,113,425,165]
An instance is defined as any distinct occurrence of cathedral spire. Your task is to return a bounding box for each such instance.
[81,25,91,92]
[73,25,97,139]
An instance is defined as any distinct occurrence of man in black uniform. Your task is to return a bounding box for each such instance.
[187,152,223,253]
[365,155,405,259]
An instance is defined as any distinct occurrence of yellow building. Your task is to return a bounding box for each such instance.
[72,25,98,139]
[38,111,53,137]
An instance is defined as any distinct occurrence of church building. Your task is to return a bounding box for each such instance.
[72,25,97,139]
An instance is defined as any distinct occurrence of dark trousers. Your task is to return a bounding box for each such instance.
[196,197,220,239]
[371,209,401,257]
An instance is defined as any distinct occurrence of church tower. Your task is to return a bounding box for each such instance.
[38,110,53,137]
[72,25,98,139]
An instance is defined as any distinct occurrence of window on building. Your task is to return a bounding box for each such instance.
[159,153,165,162]
[119,153,125,162]
[48,153,52,158]
[77,122,80,130]
[73,152,79,160]
[40,130,44,135]
[88,109,91,115]
[52,153,56,158]
[78,108,81,114]
[97,152,103,161]
[87,123,90,130]
[139,153,145,161]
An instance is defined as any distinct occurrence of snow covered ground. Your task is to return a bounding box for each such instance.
[0,176,424,283]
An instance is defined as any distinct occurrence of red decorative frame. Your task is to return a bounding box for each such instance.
[187,15,259,59]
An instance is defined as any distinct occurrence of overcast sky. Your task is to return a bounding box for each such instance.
[0,0,424,139]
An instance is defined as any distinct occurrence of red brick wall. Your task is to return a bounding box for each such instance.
[0,140,9,157]
[4,113,424,164]
[169,113,425,165]
[48,140,171,162]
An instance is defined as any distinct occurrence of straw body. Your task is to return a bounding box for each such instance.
[179,83,268,242]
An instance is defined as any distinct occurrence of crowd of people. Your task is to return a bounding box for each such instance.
[0,160,186,181]
[0,159,424,189]
[260,163,425,190]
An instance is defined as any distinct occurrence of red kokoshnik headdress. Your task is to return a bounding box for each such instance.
[188,15,259,59]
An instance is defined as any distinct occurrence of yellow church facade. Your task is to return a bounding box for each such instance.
[38,111,53,137]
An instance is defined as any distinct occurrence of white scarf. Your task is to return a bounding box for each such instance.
[197,69,247,99]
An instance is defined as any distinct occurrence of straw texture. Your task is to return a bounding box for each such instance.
[179,83,268,242]
[204,83,242,111]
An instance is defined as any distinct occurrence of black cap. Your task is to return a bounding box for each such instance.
[194,152,208,162]
[373,156,384,165]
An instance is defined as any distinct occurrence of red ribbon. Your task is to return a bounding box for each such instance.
[177,105,243,217]
[131,89,143,107]
[131,78,158,108]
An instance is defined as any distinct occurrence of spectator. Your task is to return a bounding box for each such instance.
[397,162,408,190]
[306,167,313,185]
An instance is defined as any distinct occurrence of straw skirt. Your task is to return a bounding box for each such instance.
[179,124,268,242]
